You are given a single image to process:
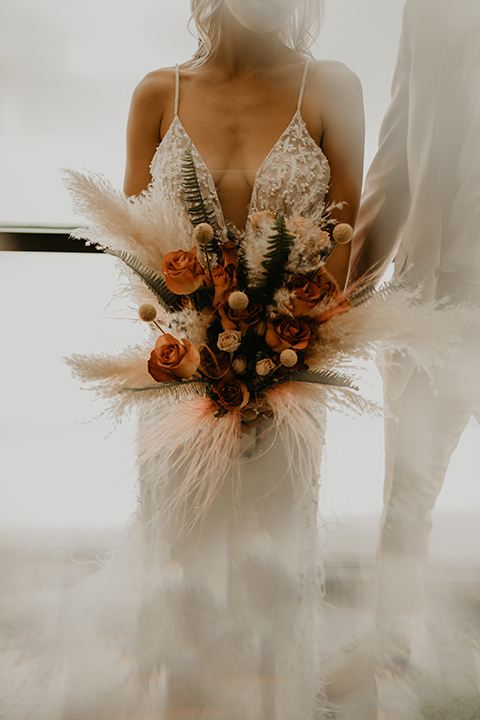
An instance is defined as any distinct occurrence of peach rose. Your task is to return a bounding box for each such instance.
[199,344,232,380]
[214,379,250,412]
[255,358,276,377]
[265,317,313,353]
[162,248,205,295]
[286,216,329,245]
[148,334,200,382]
[287,275,325,317]
[210,263,237,307]
[217,329,242,353]
[249,210,276,230]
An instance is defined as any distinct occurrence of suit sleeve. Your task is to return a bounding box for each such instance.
[349,1,413,285]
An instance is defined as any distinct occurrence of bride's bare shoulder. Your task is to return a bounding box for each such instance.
[130,66,177,117]
[310,60,362,97]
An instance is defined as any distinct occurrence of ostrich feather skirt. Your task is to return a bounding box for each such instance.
[62,166,476,515]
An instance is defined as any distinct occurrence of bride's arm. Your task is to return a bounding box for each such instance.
[314,62,365,290]
[123,69,173,197]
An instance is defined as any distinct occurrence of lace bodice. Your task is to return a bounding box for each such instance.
[149,61,331,237]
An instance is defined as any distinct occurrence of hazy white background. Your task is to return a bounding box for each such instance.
[1,0,479,557]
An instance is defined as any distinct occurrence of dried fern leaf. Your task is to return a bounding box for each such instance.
[181,144,219,252]
[248,213,295,303]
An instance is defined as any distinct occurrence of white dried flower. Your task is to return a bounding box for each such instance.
[254,320,267,336]
[217,330,242,353]
[228,291,249,312]
[194,223,215,245]
[255,358,276,377]
[280,349,298,367]
[333,223,353,245]
[138,304,157,322]
[232,355,247,374]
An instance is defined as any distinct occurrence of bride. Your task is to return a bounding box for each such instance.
[1,1,367,719]
[120,0,364,717]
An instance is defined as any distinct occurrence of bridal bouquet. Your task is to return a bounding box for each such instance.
[63,148,471,517]
[134,207,357,428]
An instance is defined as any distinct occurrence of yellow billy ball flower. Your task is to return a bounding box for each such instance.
[194,223,215,245]
[280,349,298,367]
[228,291,249,312]
[332,223,354,245]
[138,304,157,322]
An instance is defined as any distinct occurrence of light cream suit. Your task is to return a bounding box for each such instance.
[351,0,480,661]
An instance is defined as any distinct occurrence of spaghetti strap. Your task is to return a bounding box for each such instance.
[297,60,311,114]
[174,63,180,117]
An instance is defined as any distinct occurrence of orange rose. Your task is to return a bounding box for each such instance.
[311,266,339,298]
[265,317,313,353]
[310,267,351,324]
[287,275,325,317]
[217,301,264,335]
[210,263,237,307]
[162,248,205,295]
[199,344,232,380]
[219,240,239,268]
[214,379,250,412]
[148,334,200,382]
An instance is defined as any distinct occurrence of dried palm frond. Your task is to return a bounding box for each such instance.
[104,248,180,313]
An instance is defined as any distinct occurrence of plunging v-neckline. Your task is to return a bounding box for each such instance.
[156,111,327,232]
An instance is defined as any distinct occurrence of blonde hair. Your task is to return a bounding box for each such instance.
[189,0,325,65]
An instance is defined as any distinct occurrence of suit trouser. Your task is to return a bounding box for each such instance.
[375,320,480,639]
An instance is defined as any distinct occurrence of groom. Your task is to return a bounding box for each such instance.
[350,0,480,664]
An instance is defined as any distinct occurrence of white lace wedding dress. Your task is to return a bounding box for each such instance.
[0,62,338,720]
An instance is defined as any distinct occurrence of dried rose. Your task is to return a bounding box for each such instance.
[210,263,237,307]
[214,379,250,412]
[255,358,277,377]
[265,317,313,353]
[287,275,325,316]
[148,334,200,382]
[162,248,205,295]
[219,240,239,268]
[217,330,242,353]
[217,301,264,335]
[232,355,247,374]
[199,344,232,380]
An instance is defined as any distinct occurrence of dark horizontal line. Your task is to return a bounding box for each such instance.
[0,230,101,253]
